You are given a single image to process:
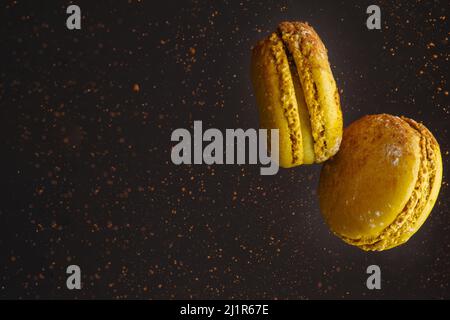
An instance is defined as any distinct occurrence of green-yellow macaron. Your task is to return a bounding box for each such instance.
[319,114,442,251]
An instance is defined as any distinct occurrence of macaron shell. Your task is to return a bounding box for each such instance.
[251,34,304,167]
[319,114,422,241]
[311,65,343,161]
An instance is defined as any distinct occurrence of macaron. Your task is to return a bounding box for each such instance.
[251,21,343,168]
[319,114,442,251]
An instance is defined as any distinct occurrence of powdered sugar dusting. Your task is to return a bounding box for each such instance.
[386,144,402,166]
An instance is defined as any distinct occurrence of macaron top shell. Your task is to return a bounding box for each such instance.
[319,114,442,251]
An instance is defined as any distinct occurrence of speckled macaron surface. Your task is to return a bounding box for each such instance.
[319,114,442,251]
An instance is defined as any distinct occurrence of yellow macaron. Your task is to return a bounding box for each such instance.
[251,21,343,168]
[319,114,443,251]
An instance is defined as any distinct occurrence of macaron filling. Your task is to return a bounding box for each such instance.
[281,36,315,164]
[268,32,304,165]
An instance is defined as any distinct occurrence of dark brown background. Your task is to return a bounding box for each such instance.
[0,0,448,299]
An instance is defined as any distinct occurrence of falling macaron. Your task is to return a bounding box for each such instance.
[319,114,443,251]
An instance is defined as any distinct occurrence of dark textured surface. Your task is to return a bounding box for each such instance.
[0,0,448,299]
